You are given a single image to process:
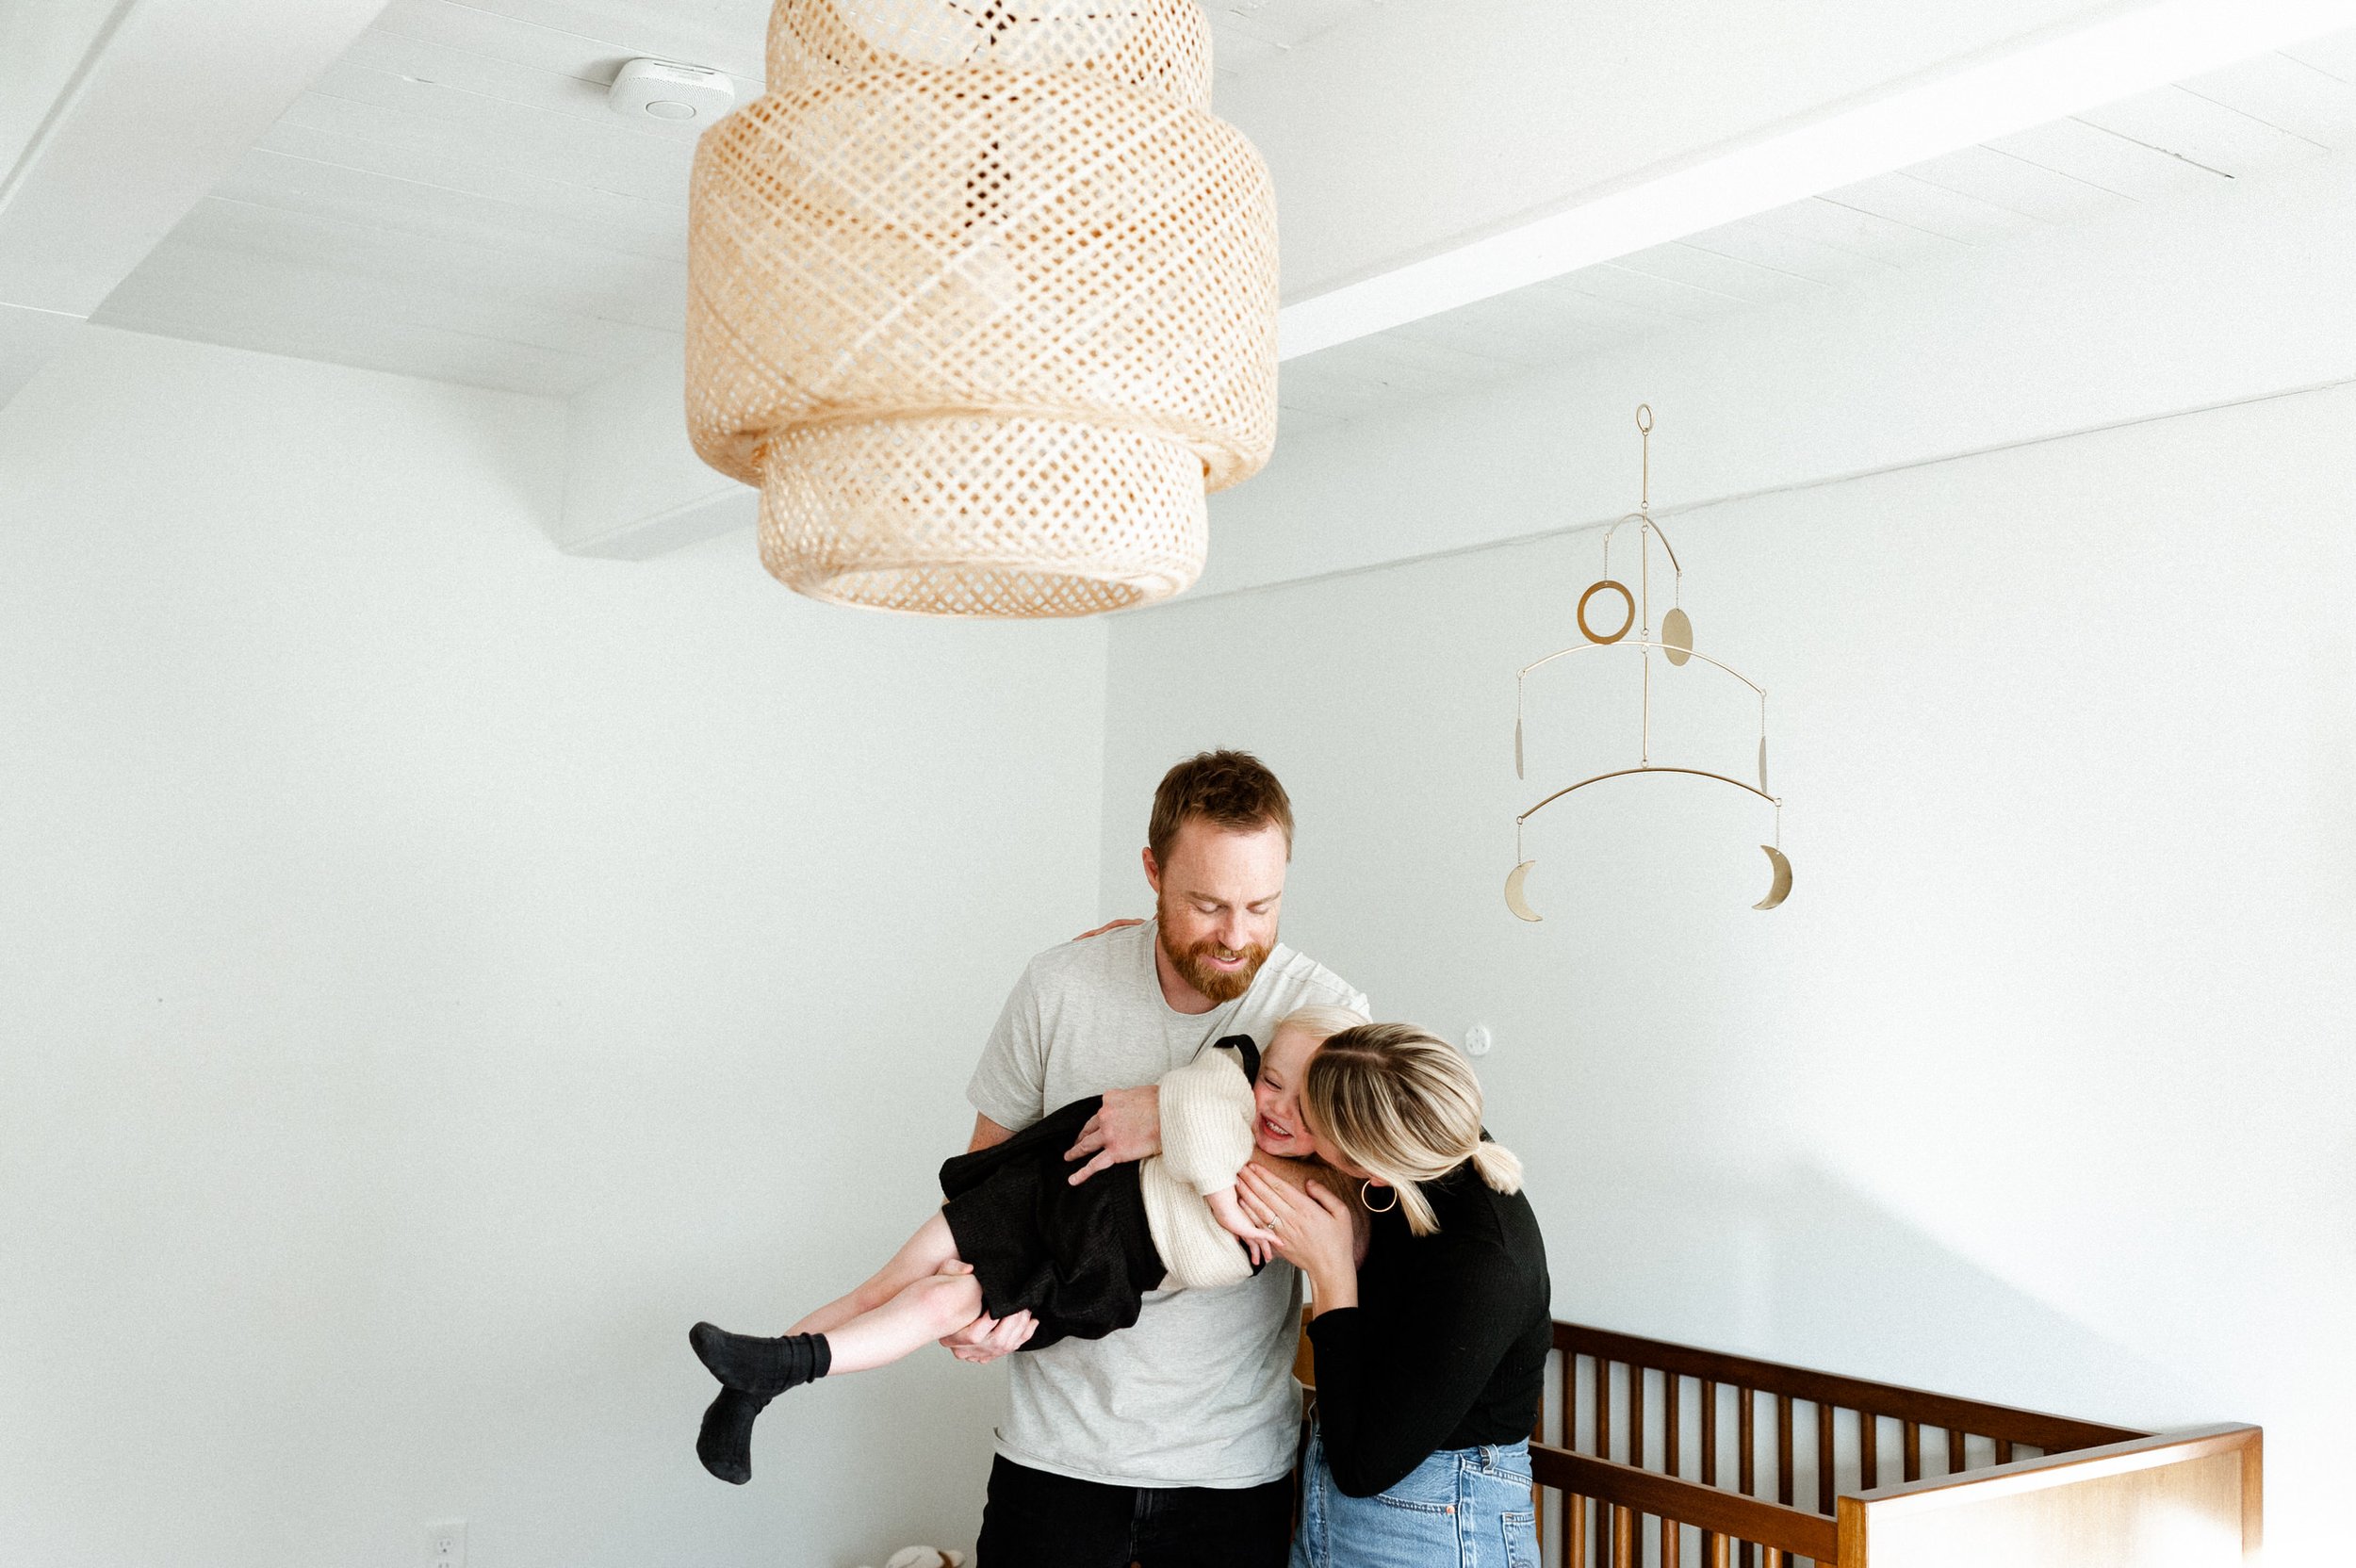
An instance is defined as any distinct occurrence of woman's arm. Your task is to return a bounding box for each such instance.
[1237,1163,1359,1311]
[1247,1166,1531,1488]
[1291,1217,1537,1498]
[1243,1152,1372,1263]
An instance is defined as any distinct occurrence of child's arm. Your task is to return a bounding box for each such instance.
[1159,1048,1276,1263]
[1158,1048,1257,1194]
[1203,1184,1282,1266]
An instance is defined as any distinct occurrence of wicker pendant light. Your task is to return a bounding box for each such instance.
[685,0,1279,617]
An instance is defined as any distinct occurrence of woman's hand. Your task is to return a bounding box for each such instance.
[1064,1085,1160,1184]
[1204,1184,1282,1266]
[1238,1164,1359,1314]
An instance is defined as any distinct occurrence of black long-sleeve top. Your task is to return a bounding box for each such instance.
[1305,1161,1551,1497]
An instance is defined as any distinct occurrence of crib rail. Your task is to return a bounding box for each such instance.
[1531,1445,1838,1566]
[1836,1423,2262,1566]
[1526,1321,2195,1567]
[1296,1314,2217,1568]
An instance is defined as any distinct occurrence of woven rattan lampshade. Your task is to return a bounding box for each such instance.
[686,0,1278,617]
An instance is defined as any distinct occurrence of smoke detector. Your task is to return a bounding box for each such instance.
[608,58,735,126]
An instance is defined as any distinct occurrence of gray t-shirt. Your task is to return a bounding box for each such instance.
[965,920,1368,1489]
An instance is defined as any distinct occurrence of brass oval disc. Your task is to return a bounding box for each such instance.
[1754,844,1793,910]
[1758,735,1769,793]
[1514,712,1525,780]
[1577,580,1635,645]
[1504,859,1544,923]
[1661,606,1693,666]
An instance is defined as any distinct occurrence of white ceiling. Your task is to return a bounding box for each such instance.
[83,0,1394,397]
[52,4,2356,422]
[1278,31,2356,432]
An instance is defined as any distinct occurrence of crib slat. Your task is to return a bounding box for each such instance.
[1612,1505,1635,1568]
[1861,1412,1879,1490]
[1562,1353,1578,1450]
[1996,1437,2014,1466]
[1592,1363,1611,1568]
[1948,1428,1968,1474]
[1763,1549,1785,1568]
[1707,1534,1730,1568]
[1904,1421,1922,1483]
[1662,1511,1682,1568]
[1599,1359,1614,1462]
[1667,1372,1683,1479]
[1702,1379,1719,1486]
[1628,1364,1645,1470]
[1739,1388,1756,1495]
[1777,1394,1794,1506]
[1567,1494,1587,1568]
[1817,1402,1836,1514]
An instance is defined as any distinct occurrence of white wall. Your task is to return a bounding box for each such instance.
[1100,384,2356,1561]
[0,330,1105,1568]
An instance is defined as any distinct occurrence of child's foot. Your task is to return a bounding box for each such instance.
[696,1387,769,1485]
[690,1321,832,1396]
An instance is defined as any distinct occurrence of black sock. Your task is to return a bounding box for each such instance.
[696,1387,770,1485]
[690,1321,833,1396]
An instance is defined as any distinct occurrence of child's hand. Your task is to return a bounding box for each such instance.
[1205,1184,1282,1266]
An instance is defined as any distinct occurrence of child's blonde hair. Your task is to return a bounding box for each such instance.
[1271,1003,1371,1045]
[1301,1022,1523,1236]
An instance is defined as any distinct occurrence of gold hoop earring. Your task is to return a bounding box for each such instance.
[1360,1182,1398,1214]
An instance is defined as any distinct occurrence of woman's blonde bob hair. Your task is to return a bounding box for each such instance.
[1301,1022,1523,1236]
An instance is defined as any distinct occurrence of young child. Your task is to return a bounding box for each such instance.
[688,1004,1369,1484]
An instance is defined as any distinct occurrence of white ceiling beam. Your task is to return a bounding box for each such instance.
[554,349,754,560]
[0,0,391,406]
[1277,0,2356,360]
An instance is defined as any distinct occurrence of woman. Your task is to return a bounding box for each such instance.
[1237,1023,1550,1568]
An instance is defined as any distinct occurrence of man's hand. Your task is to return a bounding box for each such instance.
[937,1258,1039,1364]
[1204,1184,1282,1266]
[1064,1084,1160,1184]
[1071,917,1146,942]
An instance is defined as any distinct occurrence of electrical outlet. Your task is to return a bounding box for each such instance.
[424,1519,466,1568]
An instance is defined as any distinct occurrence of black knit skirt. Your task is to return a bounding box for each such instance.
[938,1097,1169,1352]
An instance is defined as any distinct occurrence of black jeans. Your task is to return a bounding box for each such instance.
[973,1455,1293,1568]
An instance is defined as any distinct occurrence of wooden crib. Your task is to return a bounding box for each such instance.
[1298,1317,2260,1567]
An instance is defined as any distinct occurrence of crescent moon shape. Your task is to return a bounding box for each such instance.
[1754,844,1793,910]
[1661,606,1693,666]
[1504,859,1544,923]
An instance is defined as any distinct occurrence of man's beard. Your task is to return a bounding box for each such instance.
[1157,895,1272,1004]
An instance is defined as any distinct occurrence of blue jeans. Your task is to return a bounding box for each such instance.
[1290,1429,1540,1568]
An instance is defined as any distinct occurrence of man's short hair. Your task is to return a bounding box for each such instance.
[1148,750,1295,866]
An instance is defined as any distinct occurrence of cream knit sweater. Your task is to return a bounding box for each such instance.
[1137,1044,1260,1291]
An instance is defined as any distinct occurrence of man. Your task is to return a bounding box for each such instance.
[955,750,1368,1567]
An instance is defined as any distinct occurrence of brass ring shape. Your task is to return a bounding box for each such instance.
[1360,1182,1399,1214]
[1578,579,1636,645]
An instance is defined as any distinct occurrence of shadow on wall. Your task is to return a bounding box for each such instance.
[1556,1159,2220,1432]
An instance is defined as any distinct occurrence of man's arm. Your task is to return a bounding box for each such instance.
[941,1110,1037,1361]
[1061,1085,1161,1184]
[943,977,1042,1361]
[968,1113,1015,1153]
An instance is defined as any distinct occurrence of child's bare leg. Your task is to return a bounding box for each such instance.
[689,1211,988,1487]
[786,1211,963,1335]
[812,1266,985,1373]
